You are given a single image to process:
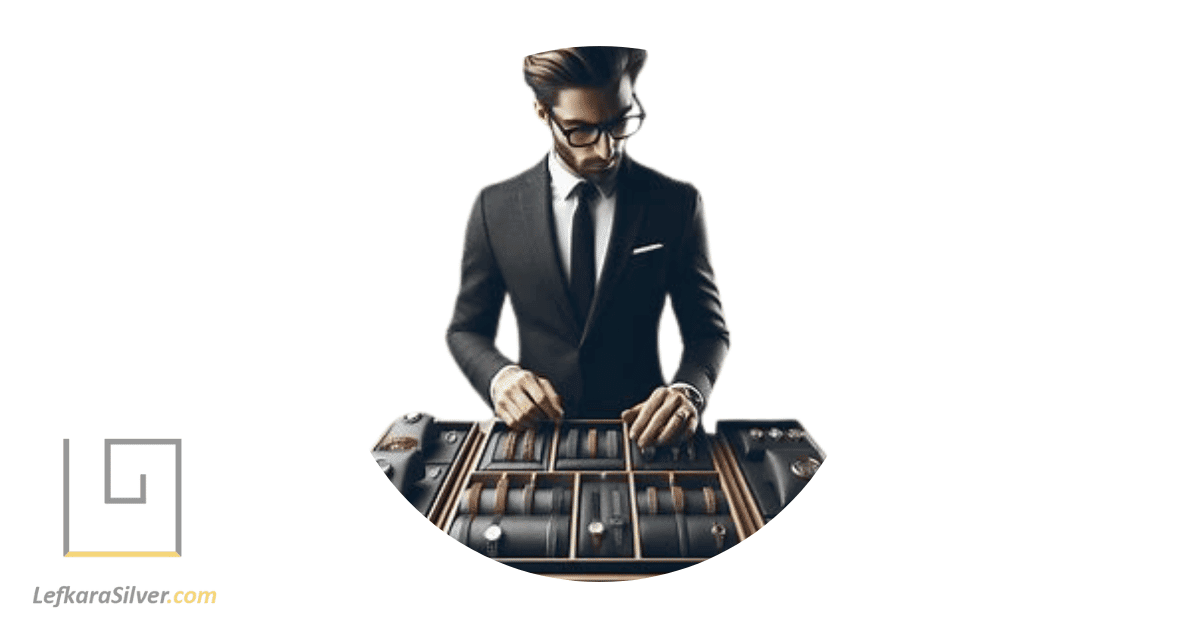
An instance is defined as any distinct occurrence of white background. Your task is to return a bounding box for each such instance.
[69,441,178,551]
[2,1,1198,626]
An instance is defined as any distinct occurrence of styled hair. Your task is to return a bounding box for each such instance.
[523,46,648,106]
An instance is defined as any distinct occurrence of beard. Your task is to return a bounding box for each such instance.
[554,141,622,182]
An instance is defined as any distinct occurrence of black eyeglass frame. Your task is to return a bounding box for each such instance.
[547,94,646,148]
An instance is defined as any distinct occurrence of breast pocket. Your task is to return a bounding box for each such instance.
[623,243,669,291]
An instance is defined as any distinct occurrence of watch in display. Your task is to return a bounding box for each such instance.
[483,523,503,557]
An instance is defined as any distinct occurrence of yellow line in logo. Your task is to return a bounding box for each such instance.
[65,551,180,557]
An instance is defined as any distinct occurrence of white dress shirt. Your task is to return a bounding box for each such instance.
[547,148,617,285]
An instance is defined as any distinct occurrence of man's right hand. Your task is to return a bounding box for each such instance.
[491,366,564,430]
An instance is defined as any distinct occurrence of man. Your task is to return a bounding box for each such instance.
[446,46,729,448]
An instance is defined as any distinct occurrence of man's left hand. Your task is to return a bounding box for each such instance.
[621,387,699,448]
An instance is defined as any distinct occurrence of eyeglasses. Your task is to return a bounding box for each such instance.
[548,94,646,147]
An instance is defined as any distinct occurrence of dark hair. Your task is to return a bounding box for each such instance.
[523,46,648,106]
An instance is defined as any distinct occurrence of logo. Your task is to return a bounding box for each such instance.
[62,439,182,557]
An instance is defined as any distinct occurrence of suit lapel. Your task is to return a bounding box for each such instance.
[517,157,582,341]
[580,160,646,344]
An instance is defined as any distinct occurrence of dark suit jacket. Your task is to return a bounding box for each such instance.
[447,155,729,418]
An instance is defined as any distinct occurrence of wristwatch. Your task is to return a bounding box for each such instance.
[711,522,727,551]
[483,523,503,557]
[587,520,606,551]
[670,383,704,416]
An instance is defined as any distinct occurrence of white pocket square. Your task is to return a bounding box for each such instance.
[632,243,664,255]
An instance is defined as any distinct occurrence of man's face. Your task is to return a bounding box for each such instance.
[536,75,636,180]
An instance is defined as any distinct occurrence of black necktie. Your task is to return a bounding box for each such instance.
[570,182,598,323]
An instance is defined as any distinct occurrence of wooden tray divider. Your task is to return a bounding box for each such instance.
[567,473,580,559]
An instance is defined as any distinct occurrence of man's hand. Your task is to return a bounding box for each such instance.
[622,387,699,448]
[491,366,564,430]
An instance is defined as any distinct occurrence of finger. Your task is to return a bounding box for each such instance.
[500,401,525,430]
[496,399,519,429]
[621,402,644,424]
[516,378,551,422]
[507,387,541,430]
[639,394,681,448]
[509,402,531,430]
[538,377,564,417]
[535,377,564,421]
[656,411,687,446]
[521,377,558,424]
[630,389,667,442]
[658,396,698,445]
[494,372,523,426]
